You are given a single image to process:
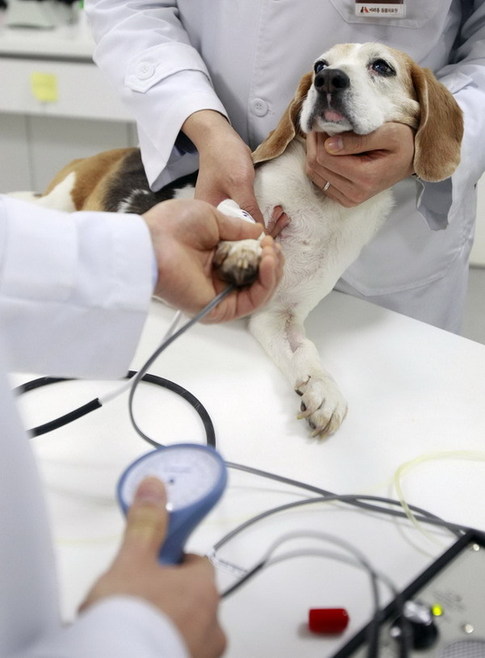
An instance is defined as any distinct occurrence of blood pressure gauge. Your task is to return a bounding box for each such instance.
[117,444,228,564]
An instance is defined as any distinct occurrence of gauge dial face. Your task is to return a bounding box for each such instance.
[119,446,224,510]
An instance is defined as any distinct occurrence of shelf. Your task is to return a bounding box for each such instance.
[0,13,94,60]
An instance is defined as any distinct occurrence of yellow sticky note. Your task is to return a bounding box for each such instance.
[30,73,58,103]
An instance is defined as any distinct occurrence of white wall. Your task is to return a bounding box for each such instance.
[471,176,485,266]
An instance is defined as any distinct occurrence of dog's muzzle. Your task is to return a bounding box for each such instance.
[310,68,351,126]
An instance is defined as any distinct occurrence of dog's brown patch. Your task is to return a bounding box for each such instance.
[43,148,136,210]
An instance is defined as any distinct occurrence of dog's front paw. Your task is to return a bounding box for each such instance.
[295,374,348,438]
[214,239,262,287]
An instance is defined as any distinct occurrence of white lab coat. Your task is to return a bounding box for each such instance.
[0,196,188,658]
[86,0,485,331]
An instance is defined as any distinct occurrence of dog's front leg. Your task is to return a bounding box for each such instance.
[249,309,347,438]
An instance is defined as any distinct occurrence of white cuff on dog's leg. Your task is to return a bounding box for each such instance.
[217,199,256,224]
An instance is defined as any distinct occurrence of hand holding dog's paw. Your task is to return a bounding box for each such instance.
[295,373,348,438]
[214,238,263,287]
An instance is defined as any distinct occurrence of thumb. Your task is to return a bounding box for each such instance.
[325,133,368,155]
[119,477,169,563]
[236,193,265,225]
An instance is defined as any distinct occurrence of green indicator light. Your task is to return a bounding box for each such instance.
[431,603,444,617]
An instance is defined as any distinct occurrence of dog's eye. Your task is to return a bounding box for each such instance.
[314,60,328,74]
[371,59,396,76]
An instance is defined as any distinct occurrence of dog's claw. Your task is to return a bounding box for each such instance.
[294,373,347,438]
[311,418,333,438]
[297,401,312,420]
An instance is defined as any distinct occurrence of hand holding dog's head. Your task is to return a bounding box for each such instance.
[253,42,463,182]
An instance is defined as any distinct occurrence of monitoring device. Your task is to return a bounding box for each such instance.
[334,530,485,657]
[117,443,228,564]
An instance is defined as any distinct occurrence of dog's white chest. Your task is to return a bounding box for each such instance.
[254,141,393,304]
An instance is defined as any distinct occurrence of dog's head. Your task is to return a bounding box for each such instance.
[253,42,463,182]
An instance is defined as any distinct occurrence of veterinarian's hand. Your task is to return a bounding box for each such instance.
[80,478,226,658]
[306,122,415,207]
[182,110,289,237]
[143,198,284,322]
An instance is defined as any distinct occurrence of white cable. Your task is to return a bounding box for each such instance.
[265,549,399,599]
[220,529,386,606]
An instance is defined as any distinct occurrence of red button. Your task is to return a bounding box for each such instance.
[308,608,349,634]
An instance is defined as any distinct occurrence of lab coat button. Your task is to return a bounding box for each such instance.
[136,61,156,80]
[251,98,269,117]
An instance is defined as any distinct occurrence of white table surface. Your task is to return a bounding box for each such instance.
[17,291,485,657]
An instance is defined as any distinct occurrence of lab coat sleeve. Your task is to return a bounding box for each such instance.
[84,0,228,189]
[0,197,192,658]
[0,355,190,658]
[25,597,189,658]
[0,195,154,379]
[417,0,485,229]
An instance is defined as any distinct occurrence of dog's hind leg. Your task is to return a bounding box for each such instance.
[249,308,347,438]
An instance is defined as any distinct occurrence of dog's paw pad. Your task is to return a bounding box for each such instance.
[295,375,347,438]
[214,239,262,287]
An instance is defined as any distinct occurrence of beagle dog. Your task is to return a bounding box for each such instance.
[34,42,463,438]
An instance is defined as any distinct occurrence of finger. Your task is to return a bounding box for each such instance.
[305,130,318,162]
[118,477,169,564]
[306,147,361,205]
[261,238,285,286]
[183,553,216,574]
[241,201,265,225]
[238,239,284,307]
[306,132,336,186]
[233,190,264,225]
[205,239,283,323]
[326,131,378,155]
[325,130,380,156]
[215,211,265,241]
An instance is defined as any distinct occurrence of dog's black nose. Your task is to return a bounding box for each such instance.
[314,68,350,93]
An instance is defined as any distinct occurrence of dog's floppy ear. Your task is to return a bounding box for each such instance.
[410,63,464,182]
[252,72,313,165]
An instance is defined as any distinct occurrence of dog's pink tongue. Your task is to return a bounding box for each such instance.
[324,110,344,122]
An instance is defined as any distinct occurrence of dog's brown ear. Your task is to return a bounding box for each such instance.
[252,72,313,165]
[411,64,464,182]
